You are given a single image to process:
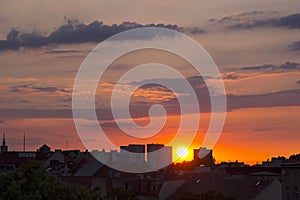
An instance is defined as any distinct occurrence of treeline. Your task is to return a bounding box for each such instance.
[0,161,100,200]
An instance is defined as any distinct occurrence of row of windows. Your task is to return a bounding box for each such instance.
[282,169,299,179]
[285,187,299,200]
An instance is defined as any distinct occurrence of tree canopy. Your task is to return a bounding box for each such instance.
[0,161,98,200]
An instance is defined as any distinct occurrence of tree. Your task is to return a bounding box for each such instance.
[0,160,99,200]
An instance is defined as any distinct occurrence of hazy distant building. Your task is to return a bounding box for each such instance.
[0,133,8,153]
[147,144,172,170]
[110,150,119,163]
[120,144,145,165]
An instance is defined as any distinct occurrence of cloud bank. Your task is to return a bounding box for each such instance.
[0,19,204,51]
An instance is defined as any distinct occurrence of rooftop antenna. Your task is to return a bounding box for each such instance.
[23,131,25,152]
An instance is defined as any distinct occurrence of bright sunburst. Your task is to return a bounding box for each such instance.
[176,147,188,158]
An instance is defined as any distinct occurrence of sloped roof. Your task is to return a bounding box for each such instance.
[167,171,277,200]
[74,154,103,176]
[39,144,50,149]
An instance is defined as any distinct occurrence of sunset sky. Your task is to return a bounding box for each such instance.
[0,0,299,164]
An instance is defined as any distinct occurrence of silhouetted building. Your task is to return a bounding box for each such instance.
[193,147,213,167]
[37,144,51,154]
[0,133,8,153]
[44,149,83,176]
[218,160,246,168]
[147,144,172,170]
[147,144,164,153]
[0,151,45,174]
[281,162,300,200]
[261,157,286,167]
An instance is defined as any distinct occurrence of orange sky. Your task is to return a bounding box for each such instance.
[1,106,299,165]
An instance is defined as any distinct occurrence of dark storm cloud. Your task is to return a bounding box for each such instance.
[0,19,204,51]
[229,13,300,29]
[289,41,300,51]
[236,61,300,72]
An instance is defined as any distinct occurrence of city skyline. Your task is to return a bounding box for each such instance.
[0,0,299,166]
[0,132,297,166]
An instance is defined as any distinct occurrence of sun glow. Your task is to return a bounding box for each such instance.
[176,147,189,158]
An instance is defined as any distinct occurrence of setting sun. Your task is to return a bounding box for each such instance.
[177,147,189,158]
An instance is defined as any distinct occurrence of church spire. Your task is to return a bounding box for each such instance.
[2,133,5,146]
[1,132,8,153]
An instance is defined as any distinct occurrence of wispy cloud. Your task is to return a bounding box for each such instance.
[289,40,300,51]
[45,49,85,54]
[228,13,300,29]
[9,84,71,94]
[235,61,300,72]
[227,89,300,111]
[1,88,299,121]
[209,10,278,23]
[222,72,256,80]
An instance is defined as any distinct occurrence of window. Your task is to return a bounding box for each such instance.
[127,183,133,190]
[114,172,120,178]
[151,183,159,191]
[286,187,289,200]
[141,183,147,192]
